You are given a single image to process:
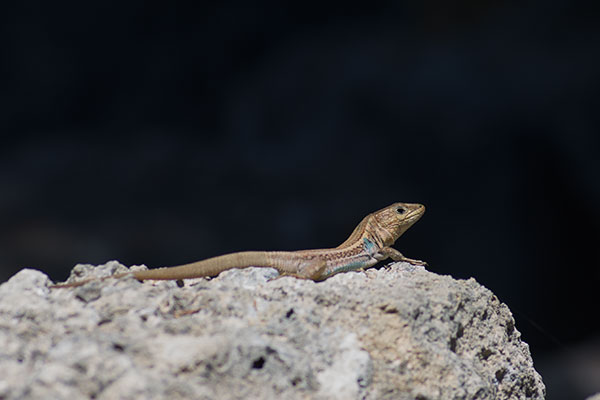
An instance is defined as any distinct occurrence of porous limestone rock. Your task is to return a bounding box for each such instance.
[0,261,545,399]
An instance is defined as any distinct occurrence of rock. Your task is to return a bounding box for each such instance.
[0,261,545,399]
[587,394,600,400]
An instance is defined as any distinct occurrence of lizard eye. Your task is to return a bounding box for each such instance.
[396,207,406,214]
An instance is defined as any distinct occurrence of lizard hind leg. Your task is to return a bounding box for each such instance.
[298,258,328,280]
[275,259,328,281]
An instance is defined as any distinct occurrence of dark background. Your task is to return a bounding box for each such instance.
[2,1,599,398]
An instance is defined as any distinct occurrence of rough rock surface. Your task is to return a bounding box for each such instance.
[0,261,545,400]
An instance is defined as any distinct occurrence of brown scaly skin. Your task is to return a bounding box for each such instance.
[51,202,426,288]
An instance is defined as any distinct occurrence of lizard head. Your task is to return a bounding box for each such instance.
[372,202,425,244]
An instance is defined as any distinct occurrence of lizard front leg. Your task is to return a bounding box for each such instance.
[376,246,427,266]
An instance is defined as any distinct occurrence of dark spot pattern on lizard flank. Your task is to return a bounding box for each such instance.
[326,247,365,261]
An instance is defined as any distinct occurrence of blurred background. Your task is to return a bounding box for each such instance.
[1,1,598,398]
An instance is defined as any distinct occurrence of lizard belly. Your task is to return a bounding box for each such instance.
[323,254,378,277]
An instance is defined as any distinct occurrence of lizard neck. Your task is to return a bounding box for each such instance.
[336,213,393,251]
[362,215,395,249]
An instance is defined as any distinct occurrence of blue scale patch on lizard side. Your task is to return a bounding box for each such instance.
[325,253,376,276]
[326,260,369,277]
[363,237,377,255]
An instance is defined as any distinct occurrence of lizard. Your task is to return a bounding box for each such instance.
[50,202,426,288]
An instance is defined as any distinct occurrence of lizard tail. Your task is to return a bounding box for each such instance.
[50,251,293,288]
[130,251,278,281]
[49,272,131,288]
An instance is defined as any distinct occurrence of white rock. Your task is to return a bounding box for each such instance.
[0,261,545,399]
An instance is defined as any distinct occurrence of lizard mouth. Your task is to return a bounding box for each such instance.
[403,204,425,222]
